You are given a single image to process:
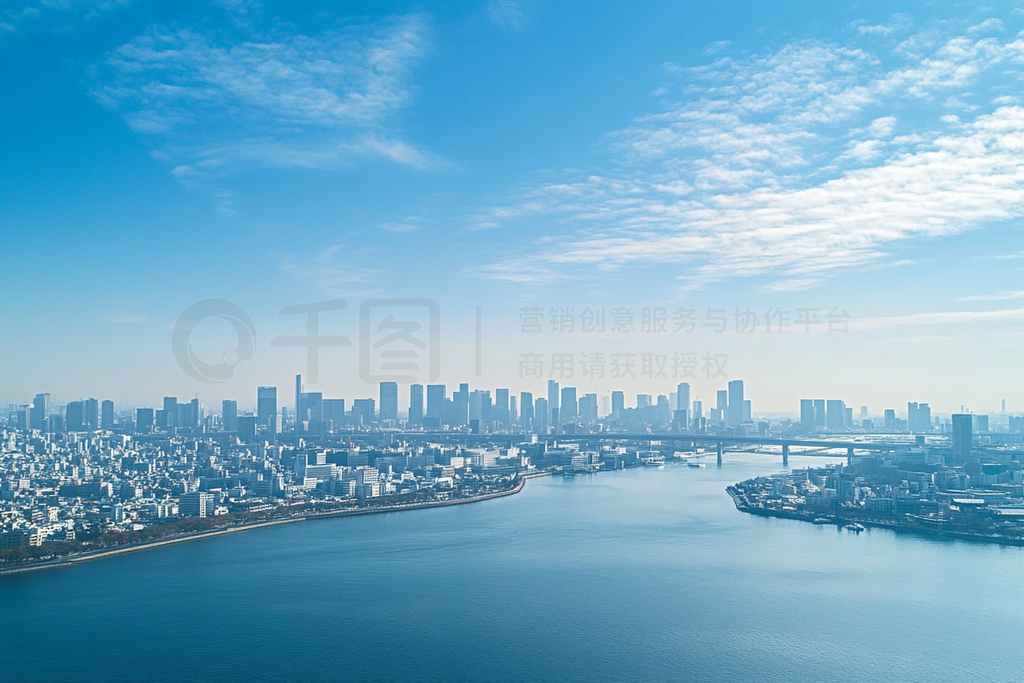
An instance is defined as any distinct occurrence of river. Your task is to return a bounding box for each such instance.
[1,454,1020,682]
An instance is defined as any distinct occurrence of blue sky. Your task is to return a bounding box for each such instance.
[2,0,1022,415]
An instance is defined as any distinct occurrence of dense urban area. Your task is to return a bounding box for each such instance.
[3,376,1023,569]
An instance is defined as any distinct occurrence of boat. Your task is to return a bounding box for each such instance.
[812,517,831,525]
[687,462,705,469]
[844,523,865,532]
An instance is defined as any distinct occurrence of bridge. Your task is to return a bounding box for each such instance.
[378,431,911,467]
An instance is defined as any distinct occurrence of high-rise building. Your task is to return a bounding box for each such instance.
[322,399,345,429]
[426,384,446,422]
[534,397,548,430]
[352,398,376,425]
[548,379,560,425]
[162,397,178,428]
[510,395,518,424]
[560,387,577,422]
[826,399,845,432]
[656,395,671,423]
[453,383,470,426]
[676,383,690,414]
[952,414,973,464]
[884,409,896,431]
[974,414,989,433]
[579,393,598,422]
[30,393,50,430]
[409,384,424,426]
[379,382,398,421]
[727,380,744,426]
[469,390,491,424]
[294,375,303,429]
[493,388,510,426]
[84,398,99,431]
[135,408,154,433]
[101,400,114,429]
[908,402,931,433]
[65,401,84,431]
[813,399,826,427]
[800,399,815,432]
[237,415,257,443]
[611,391,624,417]
[520,392,534,424]
[692,400,702,424]
[257,386,277,434]
[714,390,728,423]
[299,392,323,425]
[222,400,238,432]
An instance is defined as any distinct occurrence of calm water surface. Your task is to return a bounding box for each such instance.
[1,455,1021,682]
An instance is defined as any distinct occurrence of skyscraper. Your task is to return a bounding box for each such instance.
[222,400,238,432]
[101,400,114,429]
[611,391,624,417]
[65,400,84,431]
[579,394,598,422]
[800,399,815,432]
[534,397,548,430]
[30,393,49,430]
[162,396,178,428]
[409,384,424,426]
[826,399,845,432]
[560,387,577,422]
[84,398,99,431]
[952,414,973,464]
[494,388,510,426]
[676,383,690,414]
[379,382,399,422]
[908,402,931,433]
[716,390,728,423]
[548,379,560,425]
[322,399,345,430]
[237,415,257,444]
[295,375,303,428]
[727,380,744,427]
[426,384,446,422]
[257,386,277,434]
[813,399,826,428]
[135,408,154,434]
[520,391,534,424]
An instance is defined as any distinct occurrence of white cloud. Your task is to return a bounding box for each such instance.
[281,243,381,292]
[92,14,433,179]
[487,0,526,31]
[106,314,147,324]
[473,30,1024,290]
[954,290,1024,302]
[856,308,1024,330]
[1,0,131,34]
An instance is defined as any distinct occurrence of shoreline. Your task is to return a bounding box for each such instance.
[0,476,528,578]
[726,487,1024,547]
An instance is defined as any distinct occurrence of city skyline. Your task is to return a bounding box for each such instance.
[12,376,1020,438]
